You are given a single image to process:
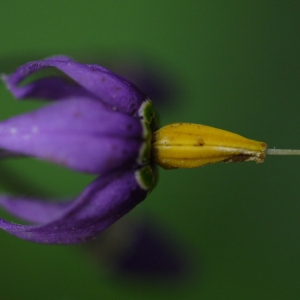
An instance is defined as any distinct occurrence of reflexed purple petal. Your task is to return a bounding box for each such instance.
[0,169,148,244]
[8,77,96,100]
[0,97,143,173]
[2,56,147,115]
[0,196,69,223]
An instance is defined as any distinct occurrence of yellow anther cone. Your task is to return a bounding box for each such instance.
[152,123,267,169]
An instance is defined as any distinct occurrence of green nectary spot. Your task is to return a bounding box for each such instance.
[138,139,151,165]
[142,122,151,140]
[137,99,156,166]
[139,100,154,124]
[135,165,155,190]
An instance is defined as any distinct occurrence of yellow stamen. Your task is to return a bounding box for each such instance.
[152,123,267,169]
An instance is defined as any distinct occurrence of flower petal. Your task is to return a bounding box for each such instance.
[2,56,147,115]
[3,76,97,101]
[0,196,69,223]
[0,97,144,173]
[0,168,149,244]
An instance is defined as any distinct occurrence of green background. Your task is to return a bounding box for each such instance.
[0,1,300,299]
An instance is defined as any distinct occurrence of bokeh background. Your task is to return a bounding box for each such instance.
[0,1,300,299]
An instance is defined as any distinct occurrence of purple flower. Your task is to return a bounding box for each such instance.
[0,56,268,244]
[0,56,155,244]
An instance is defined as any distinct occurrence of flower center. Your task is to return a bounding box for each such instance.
[137,99,157,166]
[135,99,157,191]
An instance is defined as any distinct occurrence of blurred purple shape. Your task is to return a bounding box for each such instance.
[83,216,191,281]
[117,220,187,278]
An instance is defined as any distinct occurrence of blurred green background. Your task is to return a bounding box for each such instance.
[0,1,300,299]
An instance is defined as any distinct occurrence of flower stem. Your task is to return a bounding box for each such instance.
[265,149,300,155]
